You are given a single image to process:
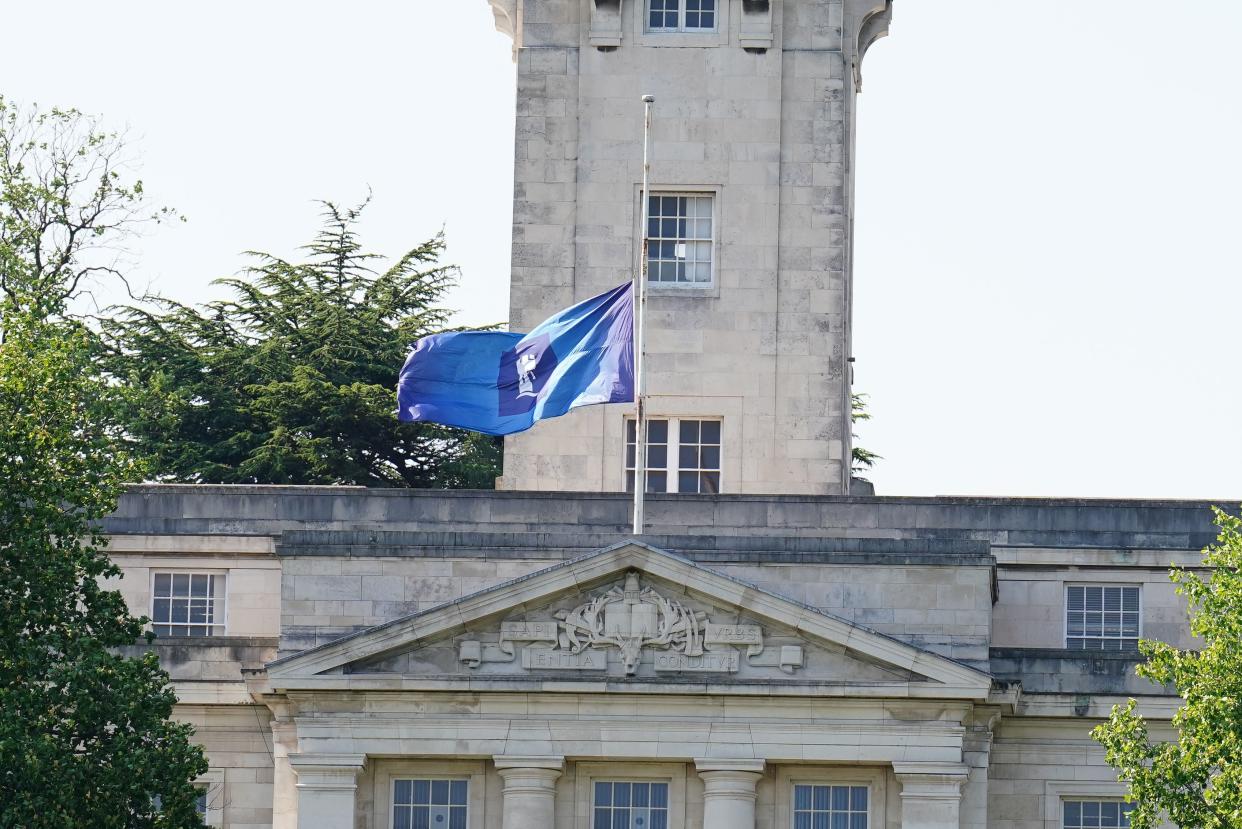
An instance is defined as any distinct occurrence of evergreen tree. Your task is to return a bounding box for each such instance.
[103,200,501,487]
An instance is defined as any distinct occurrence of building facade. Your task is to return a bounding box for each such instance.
[104,2,1200,828]
[109,486,1198,828]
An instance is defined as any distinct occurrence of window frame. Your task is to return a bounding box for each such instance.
[390,777,470,829]
[645,0,719,35]
[1060,798,1136,829]
[625,416,723,494]
[775,767,887,829]
[635,186,721,295]
[574,763,687,829]
[149,570,228,637]
[1063,583,1142,651]
[373,761,486,829]
[591,779,672,829]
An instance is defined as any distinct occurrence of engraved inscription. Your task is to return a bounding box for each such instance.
[500,621,559,642]
[704,623,763,645]
[522,647,607,670]
[653,651,740,673]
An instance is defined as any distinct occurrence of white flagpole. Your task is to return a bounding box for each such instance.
[633,94,654,535]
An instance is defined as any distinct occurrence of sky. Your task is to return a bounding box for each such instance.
[2,2,1240,500]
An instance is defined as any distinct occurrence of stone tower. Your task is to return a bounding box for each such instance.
[488,0,891,495]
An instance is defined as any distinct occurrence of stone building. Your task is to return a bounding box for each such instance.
[104,2,1201,828]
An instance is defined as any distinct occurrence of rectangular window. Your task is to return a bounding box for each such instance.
[626,418,721,494]
[594,781,669,829]
[645,193,713,285]
[195,788,208,818]
[793,784,869,829]
[393,779,468,829]
[1066,585,1140,650]
[151,573,225,637]
[1063,800,1134,828]
[646,0,717,31]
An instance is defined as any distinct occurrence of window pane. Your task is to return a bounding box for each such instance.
[680,420,700,443]
[701,472,720,494]
[172,573,190,594]
[413,780,430,803]
[679,445,698,468]
[596,810,612,829]
[678,472,699,493]
[614,783,631,806]
[430,780,449,804]
[632,783,649,807]
[701,445,720,469]
[648,445,667,469]
[651,784,667,808]
[153,599,170,622]
[647,419,667,443]
[394,808,413,829]
[700,420,720,442]
[154,573,171,594]
[596,782,612,806]
[450,780,467,806]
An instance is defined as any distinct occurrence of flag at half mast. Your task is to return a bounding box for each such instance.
[397,282,634,436]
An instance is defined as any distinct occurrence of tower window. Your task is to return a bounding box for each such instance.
[1065,585,1140,651]
[626,418,721,494]
[645,193,714,285]
[647,0,717,32]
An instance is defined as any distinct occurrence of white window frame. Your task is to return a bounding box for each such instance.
[1064,583,1141,651]
[574,763,687,829]
[644,0,719,33]
[373,760,485,829]
[391,777,470,829]
[590,779,672,829]
[149,570,228,637]
[775,767,887,829]
[1060,798,1136,829]
[635,186,721,294]
[1045,781,1139,828]
[644,191,716,288]
[625,416,723,494]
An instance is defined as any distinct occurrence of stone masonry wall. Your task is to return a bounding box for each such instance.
[497,0,858,494]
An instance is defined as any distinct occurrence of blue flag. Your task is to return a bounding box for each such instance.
[397,282,634,436]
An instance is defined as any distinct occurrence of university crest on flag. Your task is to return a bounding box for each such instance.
[397,282,634,436]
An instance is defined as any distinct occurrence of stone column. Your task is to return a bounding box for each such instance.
[494,756,564,829]
[695,759,765,829]
[270,720,299,829]
[289,753,366,829]
[893,762,969,829]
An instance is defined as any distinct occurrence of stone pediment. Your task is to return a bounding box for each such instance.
[266,542,991,699]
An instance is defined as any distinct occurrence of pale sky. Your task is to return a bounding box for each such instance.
[3,2,1240,500]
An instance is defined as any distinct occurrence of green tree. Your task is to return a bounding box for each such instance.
[1,96,207,828]
[851,392,881,476]
[103,200,500,487]
[1092,507,1242,828]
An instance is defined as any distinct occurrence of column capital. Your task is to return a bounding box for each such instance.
[493,755,565,771]
[892,761,969,795]
[289,753,366,791]
[694,758,766,774]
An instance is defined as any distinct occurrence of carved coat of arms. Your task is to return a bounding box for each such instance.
[458,571,803,676]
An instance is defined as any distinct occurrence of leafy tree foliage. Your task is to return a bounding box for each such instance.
[0,96,172,333]
[1093,507,1242,828]
[0,308,208,827]
[1,96,206,828]
[103,200,500,487]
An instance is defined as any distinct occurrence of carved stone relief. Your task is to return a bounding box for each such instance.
[458,571,804,676]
